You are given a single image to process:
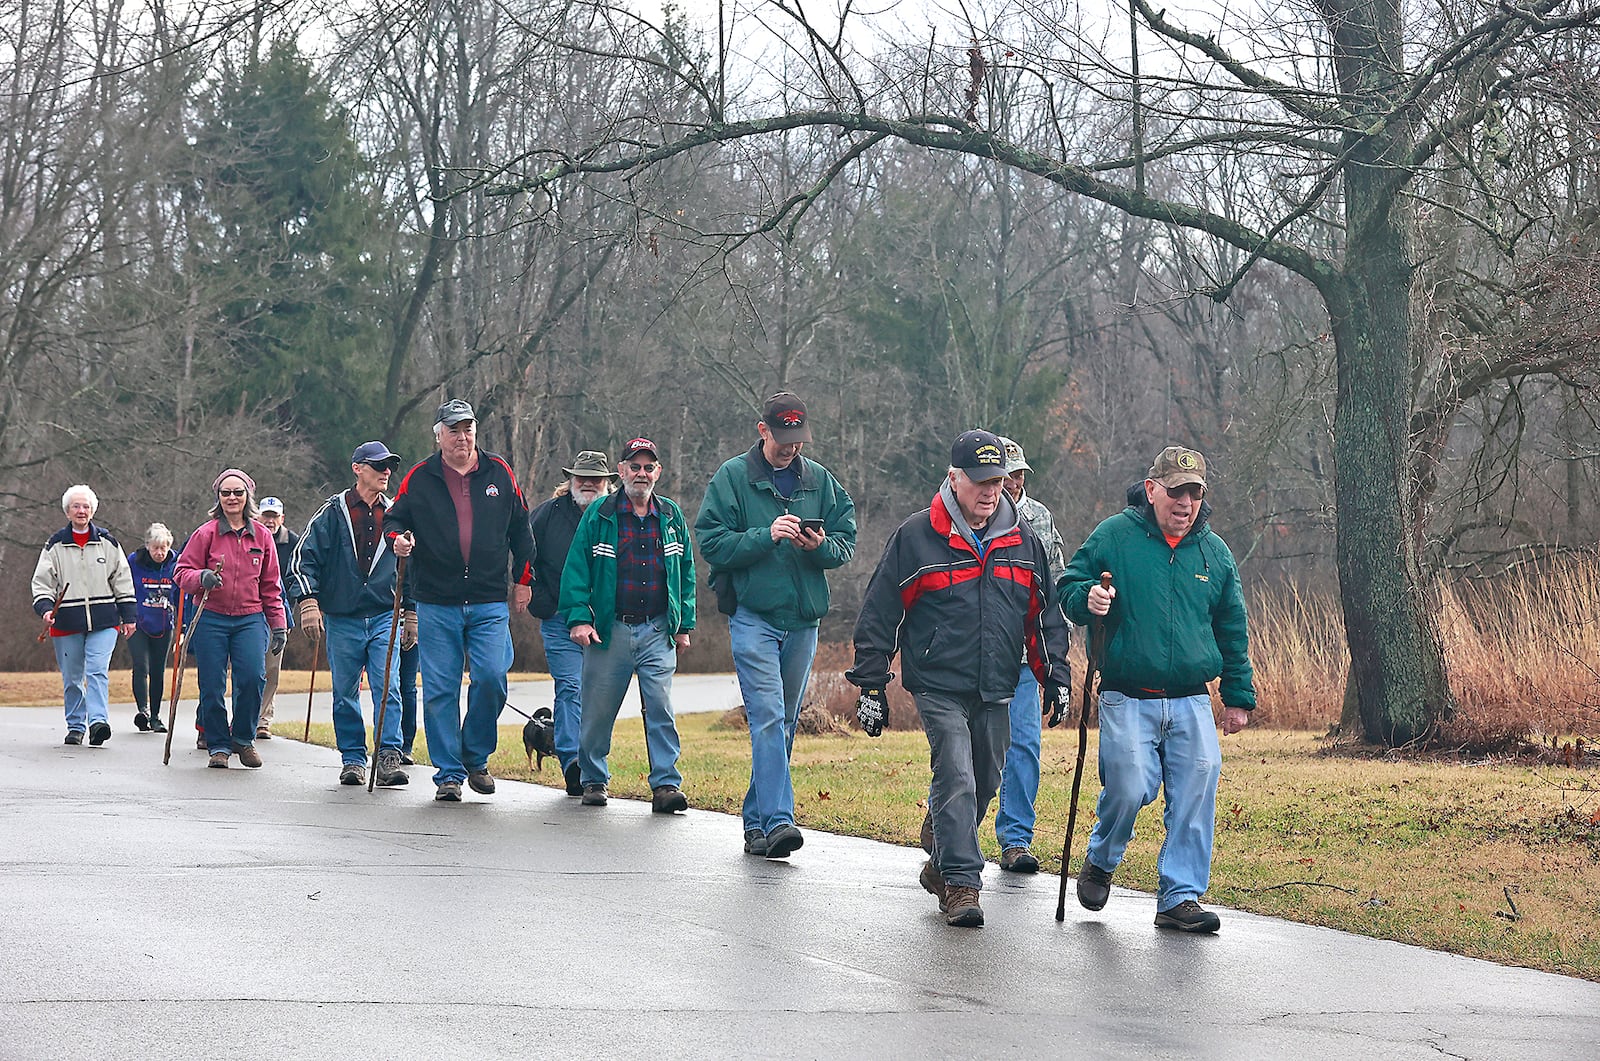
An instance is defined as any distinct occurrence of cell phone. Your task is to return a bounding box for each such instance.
[801,518,825,534]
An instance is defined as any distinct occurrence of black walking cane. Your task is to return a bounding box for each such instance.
[164,561,223,765]
[367,554,407,793]
[1056,571,1112,921]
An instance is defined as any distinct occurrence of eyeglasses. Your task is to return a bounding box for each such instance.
[218,488,247,497]
[1161,483,1205,502]
[627,462,658,473]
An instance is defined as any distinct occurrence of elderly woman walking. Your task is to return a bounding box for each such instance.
[31,485,138,746]
[175,469,288,768]
[128,523,179,733]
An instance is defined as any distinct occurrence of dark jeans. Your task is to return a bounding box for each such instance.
[399,642,419,754]
[129,629,173,718]
[192,611,267,753]
[915,689,1011,890]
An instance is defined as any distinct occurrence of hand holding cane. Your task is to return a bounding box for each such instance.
[164,560,222,765]
[1056,571,1112,922]
[367,554,407,793]
[37,583,70,642]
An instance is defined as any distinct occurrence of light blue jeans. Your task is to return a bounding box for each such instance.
[995,666,1041,850]
[1085,691,1222,909]
[577,617,681,790]
[540,616,585,772]
[54,628,117,734]
[728,607,818,835]
[325,613,404,766]
[417,601,512,786]
[191,611,267,753]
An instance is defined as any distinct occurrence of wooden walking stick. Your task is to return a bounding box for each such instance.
[164,561,222,765]
[1056,571,1113,922]
[36,583,70,642]
[367,554,408,793]
[303,631,321,742]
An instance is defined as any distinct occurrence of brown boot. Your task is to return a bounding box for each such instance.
[919,811,934,855]
[944,886,984,928]
[919,859,947,912]
[236,744,263,768]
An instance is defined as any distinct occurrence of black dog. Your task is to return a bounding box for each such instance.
[522,706,556,772]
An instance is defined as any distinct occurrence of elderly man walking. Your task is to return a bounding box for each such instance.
[288,441,411,788]
[560,437,695,813]
[388,400,535,802]
[256,495,299,739]
[1060,445,1256,933]
[695,392,857,858]
[528,449,618,795]
[848,430,1072,927]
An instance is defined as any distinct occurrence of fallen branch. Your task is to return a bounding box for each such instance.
[1238,880,1360,895]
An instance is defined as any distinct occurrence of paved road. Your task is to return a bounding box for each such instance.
[3,704,1597,1060]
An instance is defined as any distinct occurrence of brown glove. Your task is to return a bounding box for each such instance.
[400,610,418,650]
[296,597,324,641]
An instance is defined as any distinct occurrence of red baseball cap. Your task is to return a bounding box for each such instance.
[620,437,659,461]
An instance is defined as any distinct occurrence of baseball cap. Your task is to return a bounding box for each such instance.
[351,441,401,469]
[1148,446,1207,488]
[999,437,1031,475]
[761,392,812,443]
[951,429,1007,482]
[620,437,659,461]
[435,398,476,426]
[562,450,618,478]
[259,496,284,515]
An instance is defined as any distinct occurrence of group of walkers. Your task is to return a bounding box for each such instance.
[30,392,1256,933]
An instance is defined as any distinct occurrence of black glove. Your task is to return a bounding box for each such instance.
[198,569,223,590]
[856,687,887,737]
[1042,679,1069,728]
[268,628,288,656]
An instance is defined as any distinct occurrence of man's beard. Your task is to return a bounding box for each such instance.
[572,486,601,508]
[625,481,652,506]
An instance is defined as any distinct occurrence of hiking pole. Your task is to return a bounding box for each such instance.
[367,555,407,793]
[36,583,70,642]
[1056,571,1112,922]
[303,630,321,741]
[164,561,223,765]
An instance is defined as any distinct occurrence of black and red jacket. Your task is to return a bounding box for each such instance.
[848,485,1071,702]
[385,449,535,606]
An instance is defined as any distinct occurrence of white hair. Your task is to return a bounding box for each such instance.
[433,421,443,444]
[61,484,98,515]
[144,522,173,546]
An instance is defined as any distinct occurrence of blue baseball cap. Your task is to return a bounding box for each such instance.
[351,441,402,469]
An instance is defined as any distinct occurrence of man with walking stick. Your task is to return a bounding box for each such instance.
[848,430,1072,928]
[286,442,411,788]
[1059,445,1256,933]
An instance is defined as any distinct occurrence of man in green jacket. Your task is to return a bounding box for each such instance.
[695,392,857,859]
[1059,445,1256,934]
[559,437,696,813]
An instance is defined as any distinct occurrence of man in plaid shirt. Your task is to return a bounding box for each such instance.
[558,438,697,812]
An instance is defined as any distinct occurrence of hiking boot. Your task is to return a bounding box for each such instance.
[920,811,934,855]
[944,886,984,927]
[400,750,415,765]
[743,829,769,856]
[88,721,111,746]
[149,715,167,733]
[64,730,84,746]
[208,751,230,769]
[581,784,608,806]
[256,726,273,740]
[236,744,263,769]
[375,749,409,787]
[919,859,947,912]
[196,731,206,750]
[1076,861,1114,911]
[564,761,583,797]
[764,823,804,860]
[340,763,366,786]
[435,781,462,802]
[651,785,688,814]
[467,770,495,795]
[134,713,151,732]
[1000,847,1040,874]
[1155,900,1221,934]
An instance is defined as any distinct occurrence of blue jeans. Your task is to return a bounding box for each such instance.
[191,611,267,753]
[1086,691,1222,909]
[578,618,681,790]
[417,601,512,786]
[916,690,1010,890]
[325,614,404,766]
[728,607,817,834]
[995,666,1041,850]
[540,616,584,772]
[399,643,419,755]
[54,628,117,733]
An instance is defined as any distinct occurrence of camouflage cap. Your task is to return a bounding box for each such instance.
[999,436,1031,475]
[1148,446,1207,488]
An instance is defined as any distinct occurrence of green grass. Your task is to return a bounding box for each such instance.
[284,713,1600,981]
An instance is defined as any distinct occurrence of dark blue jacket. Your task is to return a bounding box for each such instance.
[287,491,410,618]
[128,547,179,636]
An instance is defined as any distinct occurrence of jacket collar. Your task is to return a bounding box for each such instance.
[741,442,816,493]
[48,523,108,547]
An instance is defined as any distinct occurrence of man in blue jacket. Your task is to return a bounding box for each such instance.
[288,441,412,788]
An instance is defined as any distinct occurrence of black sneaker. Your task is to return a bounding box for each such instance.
[400,749,415,766]
[1155,900,1221,934]
[435,781,463,802]
[134,713,150,732]
[743,829,768,856]
[564,761,583,797]
[149,714,167,733]
[764,823,804,860]
[1076,861,1114,911]
[651,785,688,814]
[1000,847,1040,874]
[581,784,608,806]
[88,721,111,746]
[340,763,366,786]
[64,730,84,746]
[467,770,495,795]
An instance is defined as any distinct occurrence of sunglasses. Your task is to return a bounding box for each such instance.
[627,462,658,473]
[1161,483,1205,502]
[218,488,248,497]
